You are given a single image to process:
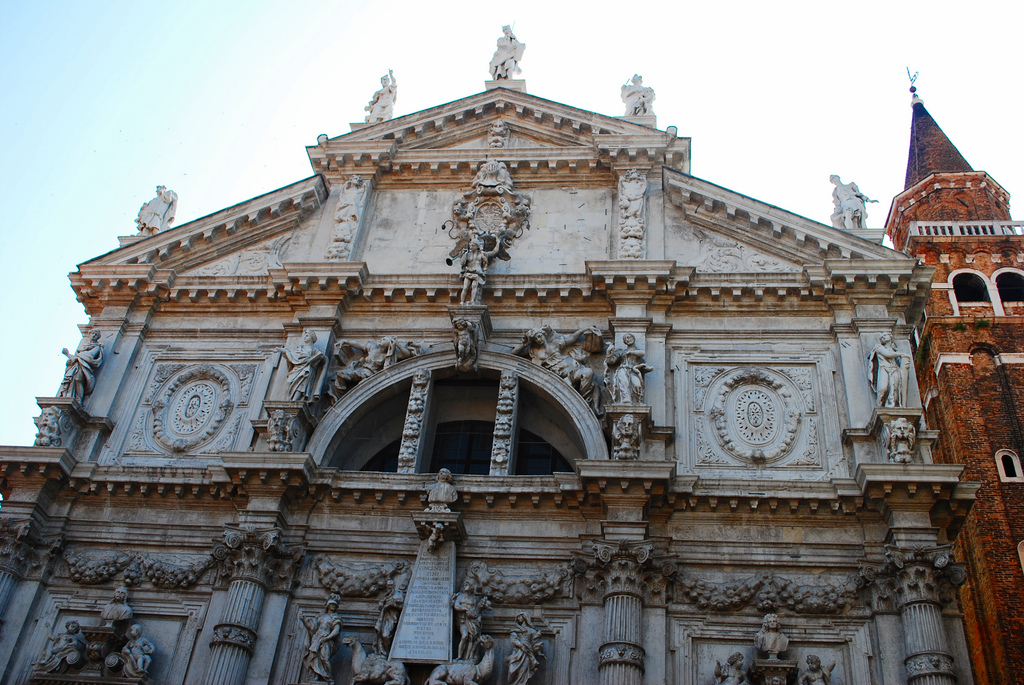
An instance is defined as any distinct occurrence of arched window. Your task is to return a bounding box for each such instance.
[996,272,1024,303]
[995,449,1024,482]
[953,273,990,303]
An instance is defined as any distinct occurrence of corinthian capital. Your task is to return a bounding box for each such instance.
[214,525,301,587]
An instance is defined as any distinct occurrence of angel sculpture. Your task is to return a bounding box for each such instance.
[512,325,604,415]
[329,336,422,400]
[714,651,751,685]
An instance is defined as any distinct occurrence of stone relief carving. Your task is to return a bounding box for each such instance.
[868,332,911,408]
[427,468,459,512]
[212,413,243,453]
[343,634,409,683]
[612,414,641,460]
[146,363,188,403]
[830,174,876,230]
[507,613,544,685]
[135,185,178,235]
[302,593,344,681]
[489,25,524,79]
[573,540,676,606]
[39,620,87,674]
[58,330,104,401]
[230,363,258,403]
[329,336,423,401]
[512,325,604,416]
[784,367,815,412]
[677,570,863,614]
[374,578,406,655]
[65,549,216,589]
[707,368,801,465]
[789,417,820,467]
[462,560,572,605]
[397,370,431,472]
[693,228,801,273]
[453,318,479,372]
[799,655,836,685]
[429,634,495,684]
[314,556,410,598]
[488,121,510,148]
[605,333,652,404]
[621,74,655,116]
[33,406,68,447]
[278,330,328,402]
[453,582,492,661]
[365,70,397,124]
[618,169,647,259]
[151,364,235,454]
[267,409,294,452]
[489,371,518,474]
[754,612,789,658]
[695,423,729,465]
[886,417,917,463]
[693,366,727,406]
[191,234,291,276]
[326,174,368,261]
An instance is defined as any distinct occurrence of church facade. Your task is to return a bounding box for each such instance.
[0,60,980,685]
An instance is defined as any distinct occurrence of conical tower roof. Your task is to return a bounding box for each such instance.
[904,95,974,189]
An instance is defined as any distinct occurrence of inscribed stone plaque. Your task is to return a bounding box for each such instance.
[388,539,455,663]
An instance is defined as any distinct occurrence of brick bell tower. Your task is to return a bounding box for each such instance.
[886,88,1024,685]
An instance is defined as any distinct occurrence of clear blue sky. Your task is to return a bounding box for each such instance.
[1,0,1021,445]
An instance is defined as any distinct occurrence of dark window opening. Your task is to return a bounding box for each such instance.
[515,429,572,475]
[952,273,989,303]
[362,439,400,472]
[1002,453,1019,479]
[430,420,494,475]
[996,272,1024,303]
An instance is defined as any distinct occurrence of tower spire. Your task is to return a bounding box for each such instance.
[903,84,974,190]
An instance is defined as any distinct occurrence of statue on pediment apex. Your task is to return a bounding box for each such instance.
[490,25,525,80]
[830,174,876,230]
[135,185,178,235]
[621,74,655,116]
[365,69,397,124]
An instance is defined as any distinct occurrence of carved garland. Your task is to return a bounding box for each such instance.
[707,368,800,464]
[151,364,234,453]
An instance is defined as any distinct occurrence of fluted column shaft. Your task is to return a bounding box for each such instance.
[0,569,17,630]
[896,565,957,685]
[595,543,651,685]
[205,578,267,685]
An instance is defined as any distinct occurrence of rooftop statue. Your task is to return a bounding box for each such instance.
[365,69,397,124]
[621,74,656,116]
[829,175,877,230]
[490,25,525,80]
[135,185,178,235]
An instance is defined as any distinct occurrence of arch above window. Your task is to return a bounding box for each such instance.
[996,271,1024,303]
[996,449,1024,482]
[952,272,990,303]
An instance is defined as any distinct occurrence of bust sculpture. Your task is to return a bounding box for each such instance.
[753,613,789,659]
[365,70,397,124]
[621,74,656,116]
[829,175,876,230]
[490,25,525,80]
[58,331,103,401]
[101,585,134,624]
[426,468,458,512]
[135,185,178,235]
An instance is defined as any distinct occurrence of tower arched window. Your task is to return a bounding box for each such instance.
[995,449,1024,483]
[952,272,990,303]
[996,272,1024,303]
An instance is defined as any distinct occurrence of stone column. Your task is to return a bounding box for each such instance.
[0,518,33,633]
[594,540,651,685]
[891,550,963,685]
[204,527,290,685]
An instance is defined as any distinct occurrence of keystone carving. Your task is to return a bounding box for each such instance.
[488,121,509,148]
[314,556,411,598]
[462,560,572,604]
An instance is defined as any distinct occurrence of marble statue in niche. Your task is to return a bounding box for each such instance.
[39,620,86,673]
[489,25,524,80]
[604,333,652,404]
[830,174,876,230]
[58,331,104,401]
[330,336,423,399]
[120,624,156,678]
[279,330,327,402]
[714,652,751,685]
[867,332,911,408]
[135,185,178,235]
[512,325,604,415]
[506,612,544,685]
[426,468,459,512]
[799,655,835,685]
[302,593,344,681]
[754,613,789,659]
[621,74,655,116]
[365,70,397,124]
[326,174,367,261]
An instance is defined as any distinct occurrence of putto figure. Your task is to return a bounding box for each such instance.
[714,651,751,685]
[829,175,876,230]
[489,25,525,80]
[512,325,604,415]
[365,69,397,124]
[279,330,327,402]
[135,185,178,235]
[621,74,656,116]
[506,612,544,685]
[799,654,835,685]
[867,331,911,408]
[58,331,104,401]
[40,620,86,674]
[302,593,344,681]
[120,624,156,678]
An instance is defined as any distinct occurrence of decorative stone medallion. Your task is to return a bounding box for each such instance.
[150,364,235,453]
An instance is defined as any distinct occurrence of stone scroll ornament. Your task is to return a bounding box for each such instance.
[618,169,647,259]
[325,174,367,261]
[328,336,423,401]
[447,160,532,305]
[868,332,911,408]
[511,325,604,416]
[58,331,104,401]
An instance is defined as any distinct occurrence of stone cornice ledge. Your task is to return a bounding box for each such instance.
[0,446,79,481]
[855,463,965,500]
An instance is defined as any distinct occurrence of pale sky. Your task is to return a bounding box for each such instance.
[1,0,1021,445]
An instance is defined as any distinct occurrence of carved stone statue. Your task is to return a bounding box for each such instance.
[58,331,104,401]
[754,613,789,659]
[489,25,524,80]
[867,332,911,408]
[40,620,86,673]
[604,333,652,404]
[120,623,156,678]
[714,652,751,685]
[453,318,479,372]
[101,585,134,624]
[612,414,641,461]
[830,175,876,230]
[374,579,405,655]
[488,121,509,148]
[506,612,544,685]
[887,417,917,463]
[326,174,367,261]
[452,582,492,661]
[135,185,178,235]
[427,635,494,685]
[458,237,504,305]
[512,325,604,415]
[426,468,459,512]
[330,337,422,399]
[342,634,409,685]
[33,406,64,447]
[302,593,344,681]
[798,655,835,685]
[279,330,327,402]
[621,74,655,116]
[365,70,397,124]
[618,169,647,259]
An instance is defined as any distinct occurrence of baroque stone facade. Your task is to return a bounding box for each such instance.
[0,75,980,685]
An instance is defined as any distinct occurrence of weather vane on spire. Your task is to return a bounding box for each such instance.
[906,68,919,94]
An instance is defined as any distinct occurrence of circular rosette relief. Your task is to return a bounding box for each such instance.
[151,364,234,453]
[706,368,801,464]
